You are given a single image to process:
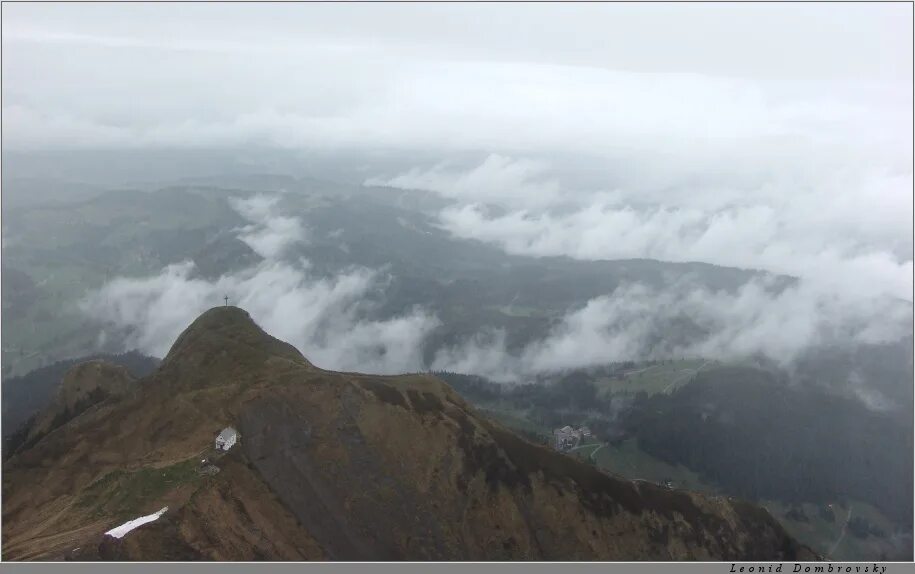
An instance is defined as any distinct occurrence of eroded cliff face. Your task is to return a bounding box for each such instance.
[3,307,817,561]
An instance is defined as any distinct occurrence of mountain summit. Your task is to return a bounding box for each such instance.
[157,306,313,389]
[3,307,816,560]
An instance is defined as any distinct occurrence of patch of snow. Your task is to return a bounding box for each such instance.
[104,506,168,539]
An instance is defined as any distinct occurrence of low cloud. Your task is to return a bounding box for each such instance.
[81,195,438,374]
[436,180,913,302]
[432,278,913,383]
[366,155,561,209]
[81,260,439,374]
[82,257,912,385]
[229,194,306,259]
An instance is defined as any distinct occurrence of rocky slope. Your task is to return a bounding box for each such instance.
[2,307,817,561]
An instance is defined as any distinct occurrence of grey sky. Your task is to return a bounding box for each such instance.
[2,3,911,151]
[3,3,911,78]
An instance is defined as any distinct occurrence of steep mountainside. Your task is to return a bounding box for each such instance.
[2,351,159,441]
[20,361,135,451]
[2,307,816,561]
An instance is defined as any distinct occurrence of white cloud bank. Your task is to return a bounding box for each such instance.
[81,260,439,374]
[387,152,913,383]
[229,194,307,259]
[431,279,913,383]
[81,196,439,374]
[431,168,913,302]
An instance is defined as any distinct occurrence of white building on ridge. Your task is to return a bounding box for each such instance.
[215,426,239,451]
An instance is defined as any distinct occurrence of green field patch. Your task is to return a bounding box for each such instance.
[75,457,202,519]
[591,438,718,493]
[592,359,712,398]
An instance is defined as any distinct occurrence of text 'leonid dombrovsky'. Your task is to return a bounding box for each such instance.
[730,565,888,574]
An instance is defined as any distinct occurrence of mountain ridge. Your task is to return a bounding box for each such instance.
[2,306,817,561]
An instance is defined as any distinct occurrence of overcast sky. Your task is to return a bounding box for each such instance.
[3,3,911,149]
